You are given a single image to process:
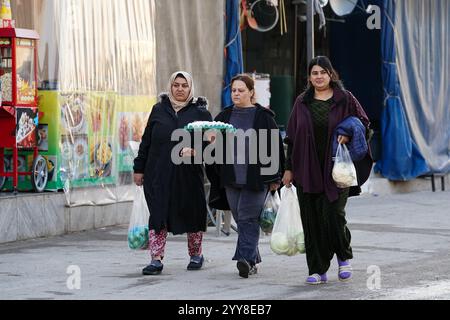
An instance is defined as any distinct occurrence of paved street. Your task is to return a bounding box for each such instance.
[1,190,449,300]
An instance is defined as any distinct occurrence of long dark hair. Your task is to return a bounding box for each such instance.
[302,56,344,103]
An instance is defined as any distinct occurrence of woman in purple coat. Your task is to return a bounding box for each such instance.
[283,56,373,285]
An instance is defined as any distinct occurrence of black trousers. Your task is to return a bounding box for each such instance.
[297,186,353,275]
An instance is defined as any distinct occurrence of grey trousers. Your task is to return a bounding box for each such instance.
[225,186,267,266]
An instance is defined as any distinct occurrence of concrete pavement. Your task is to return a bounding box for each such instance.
[1,190,449,300]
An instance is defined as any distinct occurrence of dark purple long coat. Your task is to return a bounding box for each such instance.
[286,88,373,202]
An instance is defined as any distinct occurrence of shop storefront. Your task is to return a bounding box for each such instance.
[1,0,157,206]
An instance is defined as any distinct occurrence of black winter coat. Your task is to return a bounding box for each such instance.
[134,94,212,234]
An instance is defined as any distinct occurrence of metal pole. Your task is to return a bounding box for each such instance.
[306,0,315,64]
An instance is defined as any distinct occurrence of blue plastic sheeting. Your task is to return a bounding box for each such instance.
[394,0,450,174]
[222,0,244,109]
[374,0,430,180]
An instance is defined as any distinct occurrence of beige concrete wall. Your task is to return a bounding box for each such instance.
[155,0,225,117]
[0,192,132,244]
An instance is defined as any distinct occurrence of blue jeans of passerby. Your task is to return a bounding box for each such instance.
[225,186,267,266]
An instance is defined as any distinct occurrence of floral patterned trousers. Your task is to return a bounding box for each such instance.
[149,229,203,259]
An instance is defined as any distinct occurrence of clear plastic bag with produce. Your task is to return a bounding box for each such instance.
[127,186,150,250]
[260,191,281,234]
[270,186,305,256]
[332,144,358,188]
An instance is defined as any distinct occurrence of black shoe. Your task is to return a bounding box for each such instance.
[236,259,250,278]
[187,255,204,270]
[142,260,163,275]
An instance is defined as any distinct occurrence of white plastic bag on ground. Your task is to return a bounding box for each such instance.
[260,191,281,234]
[332,144,358,188]
[128,186,150,250]
[270,186,305,256]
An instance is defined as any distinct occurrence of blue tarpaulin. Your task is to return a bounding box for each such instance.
[222,0,244,109]
[374,0,430,180]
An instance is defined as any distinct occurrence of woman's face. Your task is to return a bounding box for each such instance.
[171,77,191,102]
[309,65,331,91]
[231,80,253,107]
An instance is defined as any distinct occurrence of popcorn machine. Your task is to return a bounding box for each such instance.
[0,27,48,193]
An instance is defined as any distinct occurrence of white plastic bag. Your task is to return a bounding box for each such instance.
[270,186,305,256]
[260,191,281,234]
[128,140,140,159]
[332,144,358,188]
[127,186,150,250]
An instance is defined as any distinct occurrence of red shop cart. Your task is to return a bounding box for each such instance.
[0,27,48,193]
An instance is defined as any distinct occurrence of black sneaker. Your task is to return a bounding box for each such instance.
[187,255,204,270]
[236,259,251,278]
[142,260,163,275]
